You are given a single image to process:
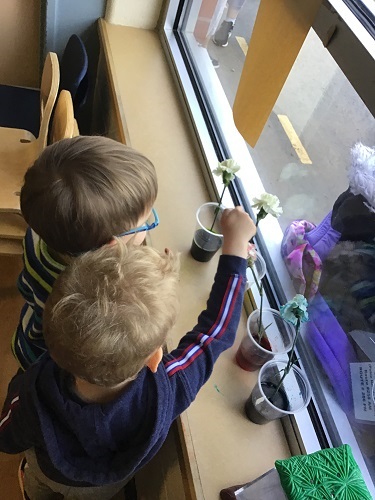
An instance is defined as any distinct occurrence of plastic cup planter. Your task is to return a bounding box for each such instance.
[190,202,225,262]
[246,252,266,289]
[245,359,312,425]
[235,308,294,372]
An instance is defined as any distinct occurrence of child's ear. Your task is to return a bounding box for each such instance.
[146,347,163,373]
[106,238,117,247]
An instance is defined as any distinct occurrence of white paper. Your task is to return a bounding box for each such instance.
[350,362,375,422]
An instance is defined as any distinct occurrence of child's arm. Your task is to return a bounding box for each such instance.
[164,207,256,418]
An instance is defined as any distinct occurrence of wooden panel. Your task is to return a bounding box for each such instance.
[92,43,130,143]
[0,214,27,240]
[0,0,41,87]
[0,255,24,499]
[99,20,291,499]
[0,239,23,256]
[105,0,163,29]
[233,0,322,147]
[135,422,188,500]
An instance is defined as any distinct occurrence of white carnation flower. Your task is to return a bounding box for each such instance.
[252,193,283,218]
[213,159,241,185]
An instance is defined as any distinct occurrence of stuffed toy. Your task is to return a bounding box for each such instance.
[332,143,375,243]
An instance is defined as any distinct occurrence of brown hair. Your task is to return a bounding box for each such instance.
[21,136,158,255]
[44,242,180,386]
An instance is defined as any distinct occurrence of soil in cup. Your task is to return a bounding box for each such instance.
[245,382,289,425]
[190,229,222,262]
[235,334,272,372]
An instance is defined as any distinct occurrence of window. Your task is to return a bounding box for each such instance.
[164,0,375,495]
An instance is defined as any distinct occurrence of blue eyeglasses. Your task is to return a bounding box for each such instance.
[117,208,159,237]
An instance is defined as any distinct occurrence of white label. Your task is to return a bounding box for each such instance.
[350,362,375,422]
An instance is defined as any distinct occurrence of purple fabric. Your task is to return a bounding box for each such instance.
[307,293,357,413]
[281,212,357,413]
[305,211,341,262]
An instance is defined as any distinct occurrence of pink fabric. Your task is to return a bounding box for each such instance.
[281,220,322,300]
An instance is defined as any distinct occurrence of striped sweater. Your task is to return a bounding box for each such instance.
[12,228,65,369]
[1,255,246,487]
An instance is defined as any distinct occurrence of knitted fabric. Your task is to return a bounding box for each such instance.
[275,445,372,499]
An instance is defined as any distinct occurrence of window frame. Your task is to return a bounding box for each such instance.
[162,0,375,495]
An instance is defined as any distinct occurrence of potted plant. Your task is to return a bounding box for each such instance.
[235,307,295,372]
[236,194,286,370]
[190,159,240,262]
[244,294,312,424]
[244,359,312,424]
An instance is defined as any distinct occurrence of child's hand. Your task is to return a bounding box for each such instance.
[221,207,256,259]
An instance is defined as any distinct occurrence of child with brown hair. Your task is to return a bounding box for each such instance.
[0,207,255,499]
[13,135,159,369]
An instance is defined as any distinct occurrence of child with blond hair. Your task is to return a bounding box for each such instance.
[1,207,255,499]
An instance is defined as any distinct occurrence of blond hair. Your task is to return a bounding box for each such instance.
[21,136,158,255]
[44,242,180,386]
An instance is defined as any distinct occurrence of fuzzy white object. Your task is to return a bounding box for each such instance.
[348,142,375,213]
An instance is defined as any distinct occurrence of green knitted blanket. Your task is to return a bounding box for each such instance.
[275,445,372,499]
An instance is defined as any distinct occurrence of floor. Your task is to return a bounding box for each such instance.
[0,255,24,500]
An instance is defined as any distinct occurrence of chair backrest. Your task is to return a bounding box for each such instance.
[0,54,60,217]
[38,52,60,151]
[60,35,89,112]
[0,87,73,218]
[50,90,75,144]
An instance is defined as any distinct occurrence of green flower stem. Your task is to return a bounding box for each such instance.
[248,265,265,343]
[257,283,264,343]
[210,186,226,232]
[255,207,267,227]
[248,263,261,294]
[270,318,300,402]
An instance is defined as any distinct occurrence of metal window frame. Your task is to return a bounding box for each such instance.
[162,0,375,495]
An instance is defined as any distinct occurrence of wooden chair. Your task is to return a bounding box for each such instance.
[0,52,59,159]
[0,52,60,143]
[0,53,59,216]
[0,89,76,256]
[50,90,75,144]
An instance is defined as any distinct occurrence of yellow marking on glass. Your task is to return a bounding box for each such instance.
[236,36,248,56]
[277,114,312,165]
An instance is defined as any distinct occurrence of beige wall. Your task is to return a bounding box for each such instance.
[105,0,164,29]
[0,0,40,87]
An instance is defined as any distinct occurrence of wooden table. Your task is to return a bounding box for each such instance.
[94,19,290,499]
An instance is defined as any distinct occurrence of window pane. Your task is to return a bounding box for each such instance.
[172,0,375,492]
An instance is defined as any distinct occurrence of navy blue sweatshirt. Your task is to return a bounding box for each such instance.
[0,255,246,486]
